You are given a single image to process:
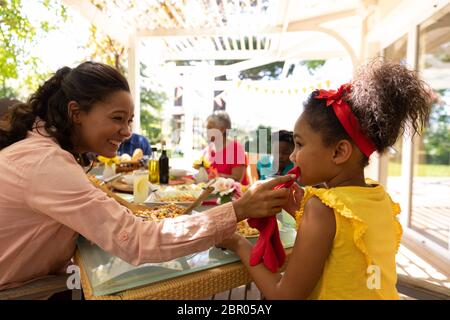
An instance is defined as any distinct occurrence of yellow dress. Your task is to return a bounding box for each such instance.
[295,179,403,300]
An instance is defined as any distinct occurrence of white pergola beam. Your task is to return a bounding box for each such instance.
[128,35,141,133]
[275,0,292,57]
[366,0,450,49]
[136,8,358,38]
[62,0,129,45]
[287,8,358,31]
[161,47,348,61]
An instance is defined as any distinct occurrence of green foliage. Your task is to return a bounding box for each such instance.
[0,85,17,98]
[0,0,36,91]
[0,0,67,96]
[244,125,272,154]
[423,89,450,165]
[84,21,166,145]
[140,86,167,145]
[299,60,326,74]
[139,63,167,144]
[86,24,126,74]
[239,62,284,80]
[388,162,450,177]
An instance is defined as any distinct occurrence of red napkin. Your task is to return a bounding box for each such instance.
[247,166,300,272]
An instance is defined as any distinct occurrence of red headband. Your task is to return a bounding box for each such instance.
[315,83,376,158]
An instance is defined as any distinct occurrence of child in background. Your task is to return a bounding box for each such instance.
[257,130,295,180]
[218,60,432,299]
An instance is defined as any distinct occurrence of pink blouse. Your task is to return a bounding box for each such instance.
[0,127,237,290]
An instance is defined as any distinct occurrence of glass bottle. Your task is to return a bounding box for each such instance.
[159,141,169,184]
[148,147,159,184]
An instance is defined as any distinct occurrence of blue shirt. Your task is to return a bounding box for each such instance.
[117,133,152,157]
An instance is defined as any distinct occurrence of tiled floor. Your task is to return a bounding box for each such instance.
[387,177,450,250]
[396,244,450,289]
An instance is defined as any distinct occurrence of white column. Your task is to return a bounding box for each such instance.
[361,10,388,187]
[128,34,141,133]
[365,153,389,187]
[400,24,419,227]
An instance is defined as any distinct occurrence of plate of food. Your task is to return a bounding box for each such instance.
[236,219,283,238]
[133,203,187,222]
[111,177,133,193]
[144,185,203,205]
[236,220,260,238]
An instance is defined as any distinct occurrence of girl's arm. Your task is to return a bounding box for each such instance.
[221,196,336,299]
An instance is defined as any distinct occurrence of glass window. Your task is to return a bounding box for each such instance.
[384,35,407,202]
[412,9,450,250]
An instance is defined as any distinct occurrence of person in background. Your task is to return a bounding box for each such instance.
[204,111,249,185]
[0,61,295,292]
[218,60,432,299]
[117,132,152,158]
[257,130,295,180]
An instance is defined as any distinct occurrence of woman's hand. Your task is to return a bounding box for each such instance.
[283,183,305,217]
[232,174,295,221]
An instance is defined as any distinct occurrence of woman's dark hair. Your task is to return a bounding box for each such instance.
[0,98,22,119]
[0,61,130,165]
[302,59,432,166]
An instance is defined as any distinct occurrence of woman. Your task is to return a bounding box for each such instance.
[0,62,295,290]
[204,111,249,185]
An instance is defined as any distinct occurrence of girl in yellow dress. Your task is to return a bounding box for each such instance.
[218,60,433,299]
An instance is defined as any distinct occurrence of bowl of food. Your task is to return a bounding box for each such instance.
[121,173,134,185]
[169,168,188,178]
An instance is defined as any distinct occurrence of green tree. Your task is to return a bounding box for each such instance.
[140,87,166,145]
[244,125,272,154]
[300,60,326,74]
[84,17,166,143]
[0,0,67,97]
[86,24,126,74]
[423,89,450,165]
[214,59,325,80]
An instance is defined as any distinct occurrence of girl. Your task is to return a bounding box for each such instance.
[219,60,432,299]
[0,62,294,290]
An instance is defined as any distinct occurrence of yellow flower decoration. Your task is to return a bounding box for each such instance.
[193,156,211,169]
[97,155,120,166]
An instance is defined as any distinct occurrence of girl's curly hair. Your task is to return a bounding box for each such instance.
[303,59,433,165]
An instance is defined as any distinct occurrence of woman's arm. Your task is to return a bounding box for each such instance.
[220,196,336,299]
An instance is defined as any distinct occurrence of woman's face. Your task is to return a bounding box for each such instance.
[73,90,134,157]
[290,115,336,186]
[206,119,226,144]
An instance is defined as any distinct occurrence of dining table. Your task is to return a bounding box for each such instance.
[74,172,296,300]
[74,182,297,300]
